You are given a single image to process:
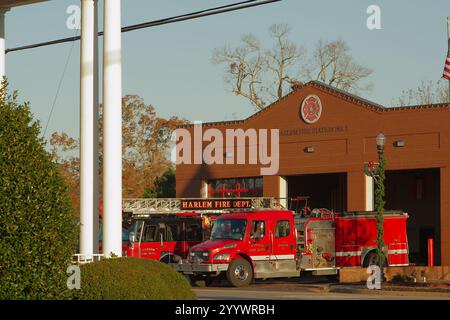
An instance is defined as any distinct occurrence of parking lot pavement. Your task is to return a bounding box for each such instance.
[192,277,450,300]
[194,286,450,300]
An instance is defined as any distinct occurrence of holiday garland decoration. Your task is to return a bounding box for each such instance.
[364,155,388,268]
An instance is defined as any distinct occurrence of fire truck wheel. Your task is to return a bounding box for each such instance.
[363,251,380,267]
[226,258,253,287]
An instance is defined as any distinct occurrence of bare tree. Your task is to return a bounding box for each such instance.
[213,24,373,110]
[304,39,373,93]
[212,34,267,110]
[394,80,449,106]
[265,24,304,101]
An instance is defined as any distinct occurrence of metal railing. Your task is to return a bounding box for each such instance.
[72,253,105,265]
[122,197,286,215]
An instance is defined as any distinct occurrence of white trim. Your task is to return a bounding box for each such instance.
[336,251,362,257]
[388,263,409,267]
[365,175,374,211]
[250,255,271,261]
[274,254,295,260]
[279,176,287,209]
[250,254,295,261]
[200,180,208,198]
[387,249,408,255]
[304,267,338,271]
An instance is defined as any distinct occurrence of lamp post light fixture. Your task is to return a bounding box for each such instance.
[376,132,386,154]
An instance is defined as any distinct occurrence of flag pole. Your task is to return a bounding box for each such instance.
[447,17,450,102]
[448,17,450,102]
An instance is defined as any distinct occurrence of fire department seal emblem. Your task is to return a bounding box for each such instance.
[300,95,322,124]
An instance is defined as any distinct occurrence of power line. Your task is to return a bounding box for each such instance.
[6,0,281,54]
[42,28,79,137]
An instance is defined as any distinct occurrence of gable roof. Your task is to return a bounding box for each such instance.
[180,80,450,128]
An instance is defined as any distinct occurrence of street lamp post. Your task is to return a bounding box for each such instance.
[364,132,388,272]
[374,133,387,269]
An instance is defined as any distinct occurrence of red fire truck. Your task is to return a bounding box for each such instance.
[176,207,409,287]
[122,198,279,263]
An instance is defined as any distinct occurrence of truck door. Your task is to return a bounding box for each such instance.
[273,219,296,260]
[248,220,271,261]
[262,218,298,277]
[166,222,182,259]
[139,222,161,260]
[127,220,144,258]
[159,222,179,262]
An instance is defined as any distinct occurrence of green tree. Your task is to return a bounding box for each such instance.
[143,167,176,198]
[0,81,77,299]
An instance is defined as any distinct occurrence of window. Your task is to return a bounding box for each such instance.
[208,177,263,198]
[275,220,290,238]
[127,220,144,242]
[211,219,248,240]
[166,223,181,242]
[185,222,203,241]
[250,220,265,239]
[142,224,157,242]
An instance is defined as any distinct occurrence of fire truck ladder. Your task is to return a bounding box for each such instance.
[122,197,285,216]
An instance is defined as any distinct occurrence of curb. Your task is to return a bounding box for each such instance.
[329,285,450,297]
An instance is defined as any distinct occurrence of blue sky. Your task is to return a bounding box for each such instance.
[5,0,450,143]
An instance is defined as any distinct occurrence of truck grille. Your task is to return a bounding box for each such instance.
[190,250,209,263]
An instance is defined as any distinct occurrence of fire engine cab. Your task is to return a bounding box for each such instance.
[176,206,409,287]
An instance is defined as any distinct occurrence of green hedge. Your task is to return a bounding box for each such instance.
[74,258,196,300]
[0,81,77,299]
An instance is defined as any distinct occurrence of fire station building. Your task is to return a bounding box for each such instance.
[175,81,450,266]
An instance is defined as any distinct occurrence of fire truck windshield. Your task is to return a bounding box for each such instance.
[210,219,247,241]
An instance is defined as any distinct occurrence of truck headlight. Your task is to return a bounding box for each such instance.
[213,253,230,262]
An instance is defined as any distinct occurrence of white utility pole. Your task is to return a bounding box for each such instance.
[0,8,8,79]
[102,0,122,257]
[80,0,99,257]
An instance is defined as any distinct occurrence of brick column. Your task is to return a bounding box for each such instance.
[263,175,280,198]
[440,167,450,265]
[347,171,366,211]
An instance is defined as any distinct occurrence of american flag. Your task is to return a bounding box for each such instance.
[443,20,450,81]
